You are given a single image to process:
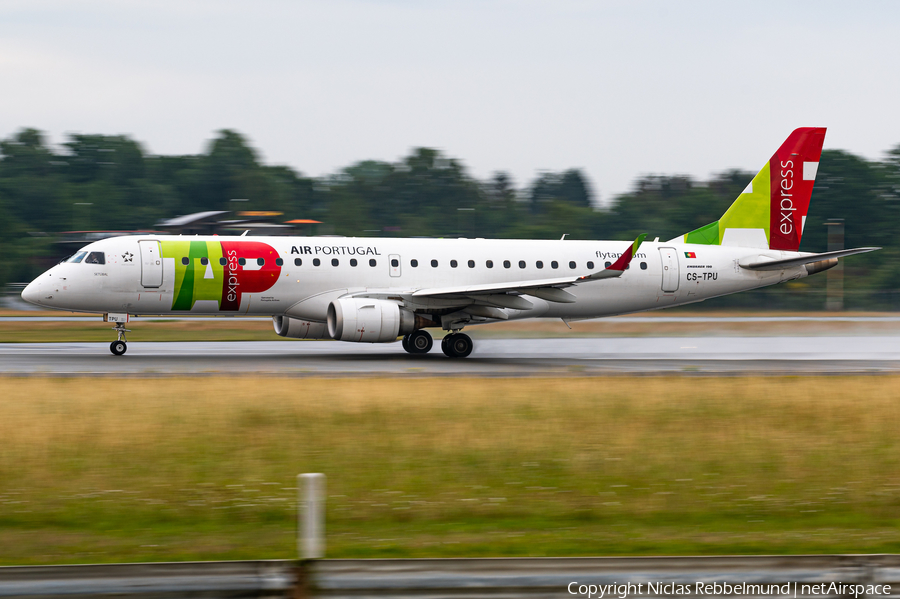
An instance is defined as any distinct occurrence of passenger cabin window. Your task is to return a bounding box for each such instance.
[257,258,265,266]
[536,261,543,269]
[181,257,190,266]
[369,259,377,267]
[551,261,559,269]
[411,259,418,267]
[238,257,246,266]
[486,260,493,268]
[350,259,358,267]
[331,258,339,266]
[431,259,438,267]
[200,257,209,265]
[605,261,611,268]
[640,262,648,270]
[519,260,526,269]
[450,260,458,268]
[569,261,576,269]
[275,258,283,266]
[220,257,227,266]
[391,258,399,267]
[503,260,511,269]
[587,261,594,269]
[313,258,321,266]
[294,258,302,266]
[468,260,475,268]
[67,251,88,263]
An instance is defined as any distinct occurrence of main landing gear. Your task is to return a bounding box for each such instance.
[402,329,433,354]
[110,322,129,356]
[441,332,473,358]
[401,329,474,358]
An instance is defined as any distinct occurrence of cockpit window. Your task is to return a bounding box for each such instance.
[67,251,88,264]
[84,252,105,265]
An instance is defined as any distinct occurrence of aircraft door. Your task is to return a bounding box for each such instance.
[139,240,163,288]
[389,254,401,277]
[659,247,679,293]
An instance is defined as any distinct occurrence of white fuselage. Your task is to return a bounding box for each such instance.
[22,235,811,325]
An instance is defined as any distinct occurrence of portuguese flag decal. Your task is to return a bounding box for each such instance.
[684,251,697,258]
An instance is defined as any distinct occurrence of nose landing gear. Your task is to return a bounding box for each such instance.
[110,323,130,356]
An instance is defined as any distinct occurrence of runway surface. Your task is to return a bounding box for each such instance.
[2,315,900,323]
[2,337,899,376]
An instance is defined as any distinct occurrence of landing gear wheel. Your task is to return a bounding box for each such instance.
[110,321,130,356]
[401,334,410,353]
[405,330,433,354]
[442,333,473,358]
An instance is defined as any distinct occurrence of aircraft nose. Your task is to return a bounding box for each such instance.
[21,279,42,306]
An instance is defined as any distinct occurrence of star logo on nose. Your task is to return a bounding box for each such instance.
[122,252,133,262]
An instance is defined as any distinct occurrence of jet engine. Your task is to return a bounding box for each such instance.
[272,316,331,339]
[327,298,424,343]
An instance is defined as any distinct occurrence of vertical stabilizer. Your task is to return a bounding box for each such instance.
[675,127,826,251]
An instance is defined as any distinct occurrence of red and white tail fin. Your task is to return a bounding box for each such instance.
[770,127,826,250]
[676,128,826,251]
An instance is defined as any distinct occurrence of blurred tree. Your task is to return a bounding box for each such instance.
[0,127,896,308]
[529,169,593,214]
[63,134,146,186]
[200,129,261,211]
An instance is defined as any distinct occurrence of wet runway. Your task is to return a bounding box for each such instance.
[2,337,899,376]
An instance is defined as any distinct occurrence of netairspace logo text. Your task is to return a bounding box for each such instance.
[566,582,892,598]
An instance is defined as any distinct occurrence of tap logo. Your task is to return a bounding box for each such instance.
[161,240,281,311]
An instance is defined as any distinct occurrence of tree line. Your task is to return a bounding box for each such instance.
[1,128,898,309]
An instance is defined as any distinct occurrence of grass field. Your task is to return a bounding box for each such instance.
[2,311,900,343]
[1,376,900,565]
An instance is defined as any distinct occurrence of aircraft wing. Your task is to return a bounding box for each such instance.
[739,247,879,271]
[410,234,647,306]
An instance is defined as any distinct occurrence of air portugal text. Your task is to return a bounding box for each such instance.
[291,245,382,256]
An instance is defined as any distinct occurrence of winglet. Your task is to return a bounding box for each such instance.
[581,234,647,280]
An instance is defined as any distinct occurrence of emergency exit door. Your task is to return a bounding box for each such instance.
[139,240,163,288]
[659,247,680,293]
[389,254,401,277]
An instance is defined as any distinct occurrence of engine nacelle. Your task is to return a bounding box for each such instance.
[272,316,331,339]
[327,298,418,343]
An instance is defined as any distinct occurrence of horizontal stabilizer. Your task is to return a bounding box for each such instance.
[739,247,880,271]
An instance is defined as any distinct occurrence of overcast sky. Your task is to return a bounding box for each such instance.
[2,0,899,203]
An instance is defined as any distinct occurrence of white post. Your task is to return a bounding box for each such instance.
[298,473,325,559]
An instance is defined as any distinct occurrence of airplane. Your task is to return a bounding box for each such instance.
[21,127,878,358]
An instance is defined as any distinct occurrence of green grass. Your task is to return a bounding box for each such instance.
[3,315,900,342]
[0,319,280,343]
[1,376,900,564]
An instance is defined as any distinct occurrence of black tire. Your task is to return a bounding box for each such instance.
[401,334,410,353]
[441,334,450,355]
[110,340,127,356]
[442,333,473,358]
[407,330,433,354]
